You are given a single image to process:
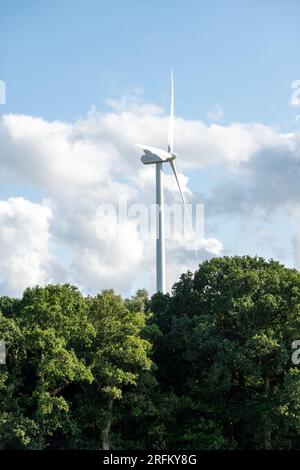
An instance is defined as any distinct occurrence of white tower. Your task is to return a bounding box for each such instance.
[137,70,197,293]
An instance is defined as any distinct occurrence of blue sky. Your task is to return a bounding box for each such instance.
[1,1,300,296]
[1,0,300,125]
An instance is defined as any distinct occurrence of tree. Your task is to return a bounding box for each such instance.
[0,284,94,449]
[79,290,152,449]
[1,256,300,449]
[149,256,300,449]
[125,289,149,313]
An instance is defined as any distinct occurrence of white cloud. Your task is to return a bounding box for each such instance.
[1,95,300,296]
[290,80,300,106]
[200,237,223,255]
[0,197,54,296]
[207,102,224,122]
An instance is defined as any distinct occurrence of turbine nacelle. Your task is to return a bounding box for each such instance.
[136,144,177,165]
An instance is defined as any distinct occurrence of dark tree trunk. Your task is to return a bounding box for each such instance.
[101,398,113,450]
[264,374,271,450]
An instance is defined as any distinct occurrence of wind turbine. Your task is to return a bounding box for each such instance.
[137,70,197,294]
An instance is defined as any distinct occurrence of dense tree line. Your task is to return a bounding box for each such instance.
[1,256,300,449]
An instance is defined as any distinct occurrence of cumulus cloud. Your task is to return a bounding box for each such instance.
[0,197,54,296]
[1,94,300,296]
[207,132,300,215]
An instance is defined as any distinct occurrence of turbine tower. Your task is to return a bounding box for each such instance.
[137,70,197,293]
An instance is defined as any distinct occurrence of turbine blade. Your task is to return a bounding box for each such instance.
[169,160,198,258]
[167,68,174,153]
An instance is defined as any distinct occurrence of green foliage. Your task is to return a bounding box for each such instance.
[76,290,152,449]
[149,256,300,449]
[0,285,151,449]
[1,256,300,449]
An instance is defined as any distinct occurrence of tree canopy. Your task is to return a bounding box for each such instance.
[1,256,300,449]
